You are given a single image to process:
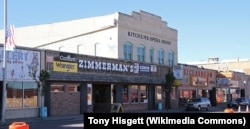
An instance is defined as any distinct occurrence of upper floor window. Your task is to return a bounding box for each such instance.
[137,45,145,62]
[157,49,164,64]
[168,51,174,67]
[123,42,133,60]
[149,48,154,63]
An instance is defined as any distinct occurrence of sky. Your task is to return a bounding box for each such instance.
[0,0,249,63]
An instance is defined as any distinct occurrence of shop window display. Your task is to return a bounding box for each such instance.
[7,81,38,108]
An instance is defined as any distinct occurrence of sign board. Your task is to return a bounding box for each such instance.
[111,103,123,113]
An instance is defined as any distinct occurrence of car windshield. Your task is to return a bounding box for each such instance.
[191,98,201,102]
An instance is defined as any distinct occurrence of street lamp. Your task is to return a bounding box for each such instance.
[196,77,200,98]
[243,80,246,97]
[59,46,64,51]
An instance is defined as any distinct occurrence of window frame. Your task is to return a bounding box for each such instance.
[137,44,145,62]
[149,47,154,63]
[123,42,133,60]
[168,51,174,67]
[157,49,164,64]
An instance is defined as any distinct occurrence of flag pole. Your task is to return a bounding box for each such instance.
[1,0,7,124]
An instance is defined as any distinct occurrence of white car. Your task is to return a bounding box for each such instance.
[185,97,211,111]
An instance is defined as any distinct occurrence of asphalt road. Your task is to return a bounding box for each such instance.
[0,119,84,129]
[0,106,248,129]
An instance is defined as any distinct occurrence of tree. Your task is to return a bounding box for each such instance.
[164,68,176,109]
[33,70,50,109]
[38,70,50,96]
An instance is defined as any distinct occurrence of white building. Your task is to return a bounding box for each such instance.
[1,10,178,67]
[0,10,179,118]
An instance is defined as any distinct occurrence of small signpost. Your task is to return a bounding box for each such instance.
[111,103,123,113]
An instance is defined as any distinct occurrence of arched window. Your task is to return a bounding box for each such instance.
[157,49,164,64]
[123,42,133,60]
[137,44,145,62]
[149,47,154,63]
[168,51,174,67]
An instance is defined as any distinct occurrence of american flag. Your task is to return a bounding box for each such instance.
[5,25,16,51]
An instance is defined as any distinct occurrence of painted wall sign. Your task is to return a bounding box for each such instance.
[0,47,40,80]
[128,31,171,45]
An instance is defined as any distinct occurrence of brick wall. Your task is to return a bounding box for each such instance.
[50,92,80,116]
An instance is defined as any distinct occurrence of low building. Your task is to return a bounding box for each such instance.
[184,57,250,100]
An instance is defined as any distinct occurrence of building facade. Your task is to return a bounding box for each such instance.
[176,64,217,106]
[45,50,173,116]
[0,10,179,119]
[185,57,250,100]
[0,47,41,119]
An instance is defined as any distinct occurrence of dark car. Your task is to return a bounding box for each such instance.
[185,97,211,111]
[228,97,250,108]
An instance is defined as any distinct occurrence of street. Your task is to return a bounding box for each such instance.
[0,119,84,129]
[0,106,248,129]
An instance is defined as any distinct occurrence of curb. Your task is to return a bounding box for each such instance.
[0,115,83,126]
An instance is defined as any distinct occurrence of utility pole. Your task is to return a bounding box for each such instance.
[1,0,8,124]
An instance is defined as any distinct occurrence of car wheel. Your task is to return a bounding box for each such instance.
[198,106,201,111]
[206,105,210,111]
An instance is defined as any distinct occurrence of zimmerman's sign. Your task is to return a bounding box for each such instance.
[78,59,153,74]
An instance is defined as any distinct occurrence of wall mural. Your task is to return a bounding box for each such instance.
[0,47,41,80]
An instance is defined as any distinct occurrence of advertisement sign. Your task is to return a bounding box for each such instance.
[0,48,40,80]
[217,78,232,87]
[138,63,150,73]
[53,61,78,73]
[173,65,183,80]
[87,84,92,105]
[59,52,76,62]
[190,76,208,87]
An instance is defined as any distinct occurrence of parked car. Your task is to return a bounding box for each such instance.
[185,97,211,111]
[228,97,250,108]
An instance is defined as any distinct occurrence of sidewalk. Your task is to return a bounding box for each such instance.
[0,114,84,126]
[0,105,233,126]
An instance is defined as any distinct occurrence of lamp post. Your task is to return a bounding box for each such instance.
[59,46,64,51]
[243,80,246,98]
[196,77,200,98]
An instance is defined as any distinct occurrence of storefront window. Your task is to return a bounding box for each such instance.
[140,85,147,103]
[7,81,38,108]
[23,82,38,107]
[171,87,176,99]
[230,89,240,99]
[51,85,64,92]
[130,85,138,103]
[67,85,78,92]
[122,86,128,103]
[216,88,226,102]
[156,86,162,100]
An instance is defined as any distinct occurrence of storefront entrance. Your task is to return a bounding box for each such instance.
[92,84,111,112]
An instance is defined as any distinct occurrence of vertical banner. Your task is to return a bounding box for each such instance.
[173,65,183,80]
[87,84,92,105]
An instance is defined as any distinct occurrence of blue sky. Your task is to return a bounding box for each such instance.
[0,0,249,63]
